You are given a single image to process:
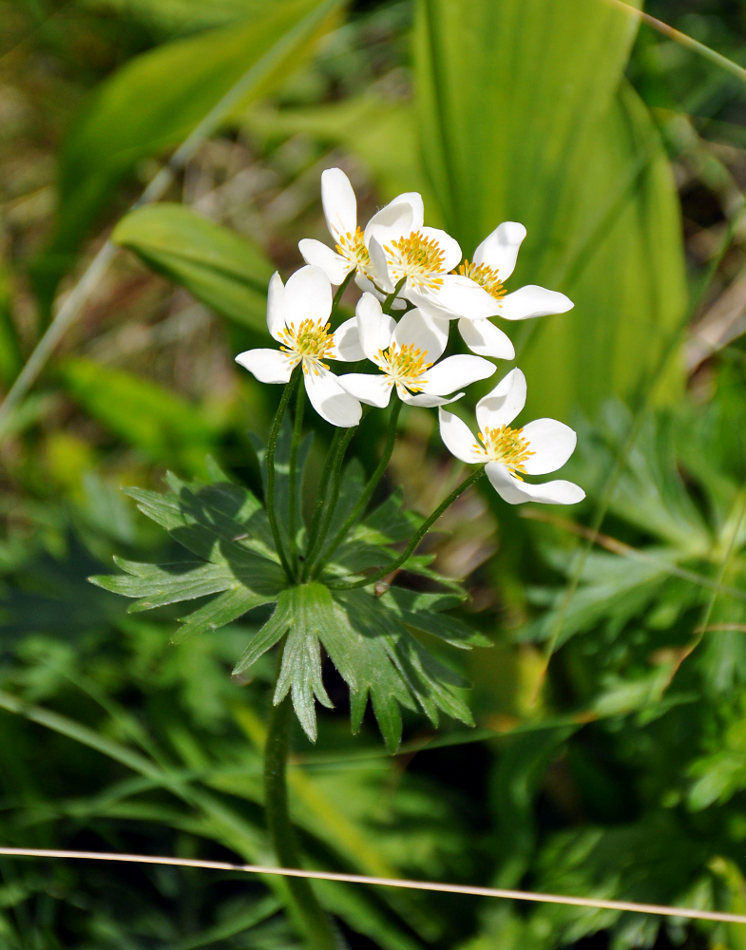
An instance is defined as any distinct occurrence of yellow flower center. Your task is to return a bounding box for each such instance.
[277,319,335,375]
[375,342,433,393]
[476,425,534,478]
[335,226,371,277]
[457,260,506,301]
[384,230,446,291]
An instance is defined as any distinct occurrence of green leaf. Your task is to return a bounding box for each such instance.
[93,472,285,644]
[112,204,273,330]
[232,593,293,675]
[412,0,687,418]
[94,558,234,611]
[60,357,221,472]
[37,0,344,306]
[274,584,334,742]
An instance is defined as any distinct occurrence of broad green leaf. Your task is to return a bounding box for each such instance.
[37,0,344,306]
[232,593,293,674]
[112,204,273,331]
[60,357,222,472]
[411,0,687,418]
[174,586,275,643]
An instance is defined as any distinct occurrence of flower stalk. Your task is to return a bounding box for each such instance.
[263,696,343,950]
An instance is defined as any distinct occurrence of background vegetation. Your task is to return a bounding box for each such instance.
[2,0,746,946]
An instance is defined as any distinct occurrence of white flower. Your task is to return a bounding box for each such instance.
[438,368,585,505]
[298,168,422,289]
[338,293,495,408]
[363,196,492,323]
[445,222,573,355]
[235,266,363,428]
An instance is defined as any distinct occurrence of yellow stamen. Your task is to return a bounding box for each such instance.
[457,260,506,301]
[335,226,371,277]
[277,319,335,375]
[384,230,445,291]
[375,342,433,393]
[476,425,534,478]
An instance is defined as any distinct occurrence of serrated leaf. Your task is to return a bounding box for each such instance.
[112,204,273,330]
[92,558,234,612]
[273,584,334,742]
[232,593,293,675]
[174,586,275,643]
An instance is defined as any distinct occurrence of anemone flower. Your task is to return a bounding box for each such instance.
[438,368,585,504]
[298,167,422,290]
[235,266,363,428]
[339,293,495,408]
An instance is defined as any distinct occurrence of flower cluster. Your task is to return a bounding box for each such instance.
[236,168,584,505]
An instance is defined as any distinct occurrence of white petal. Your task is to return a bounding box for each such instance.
[304,368,362,428]
[332,317,364,362]
[284,265,332,326]
[458,317,515,359]
[266,272,286,342]
[485,463,585,505]
[520,419,577,475]
[412,275,496,320]
[392,308,448,361]
[356,292,395,360]
[498,285,574,320]
[321,167,357,240]
[367,237,394,292]
[404,391,463,408]
[235,349,292,384]
[338,372,392,408]
[421,355,495,396]
[476,368,526,431]
[418,226,462,272]
[298,239,351,286]
[438,408,484,463]
[364,192,423,247]
[473,221,526,279]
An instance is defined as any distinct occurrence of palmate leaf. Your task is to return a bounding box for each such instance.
[92,455,486,748]
[90,467,285,643]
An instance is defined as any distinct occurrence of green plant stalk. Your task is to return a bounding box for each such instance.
[331,271,354,317]
[266,371,300,581]
[301,426,357,579]
[382,277,407,313]
[287,378,306,575]
[329,466,485,590]
[263,696,342,950]
[313,398,403,574]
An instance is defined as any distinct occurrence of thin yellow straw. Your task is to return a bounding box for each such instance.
[0,848,743,926]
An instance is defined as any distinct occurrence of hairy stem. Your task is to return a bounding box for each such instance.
[329,466,485,590]
[314,398,402,572]
[287,379,306,574]
[264,697,342,950]
[301,425,358,579]
[266,372,300,581]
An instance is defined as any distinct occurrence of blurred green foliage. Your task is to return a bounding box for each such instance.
[2,0,746,947]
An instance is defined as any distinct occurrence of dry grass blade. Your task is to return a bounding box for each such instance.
[602,0,746,84]
[1,848,745,926]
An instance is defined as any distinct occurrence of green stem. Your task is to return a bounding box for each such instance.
[331,271,354,316]
[264,697,342,950]
[266,372,300,581]
[329,466,485,591]
[313,399,402,573]
[382,277,407,313]
[301,426,357,580]
[287,380,306,574]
